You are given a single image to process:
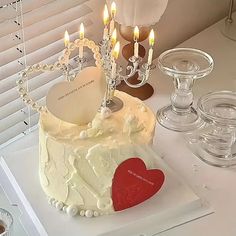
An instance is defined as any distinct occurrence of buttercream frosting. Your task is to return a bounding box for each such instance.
[39,90,156,216]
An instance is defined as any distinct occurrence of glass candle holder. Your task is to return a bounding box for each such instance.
[0,208,13,236]
[186,91,236,167]
[221,0,236,41]
[157,48,214,132]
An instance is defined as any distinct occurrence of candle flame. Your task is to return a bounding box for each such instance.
[149,29,155,47]
[112,41,120,59]
[103,4,109,25]
[111,28,117,46]
[134,26,139,41]
[111,2,116,18]
[64,30,70,47]
[79,23,84,39]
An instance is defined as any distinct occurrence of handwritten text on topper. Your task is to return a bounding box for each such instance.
[46,67,106,125]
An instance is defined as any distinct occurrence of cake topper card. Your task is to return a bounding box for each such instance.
[46,67,106,125]
[112,157,165,211]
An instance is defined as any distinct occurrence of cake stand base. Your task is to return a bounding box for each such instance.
[157,105,203,132]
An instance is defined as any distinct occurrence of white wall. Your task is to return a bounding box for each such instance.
[152,0,234,57]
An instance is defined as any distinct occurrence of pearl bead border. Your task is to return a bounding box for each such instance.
[48,197,101,218]
[16,62,65,113]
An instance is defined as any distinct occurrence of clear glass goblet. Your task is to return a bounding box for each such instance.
[186,91,236,167]
[156,48,214,132]
[0,208,13,236]
[221,0,236,41]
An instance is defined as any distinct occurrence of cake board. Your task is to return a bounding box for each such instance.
[0,146,213,236]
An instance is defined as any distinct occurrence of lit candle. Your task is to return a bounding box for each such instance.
[63,31,70,66]
[133,26,139,58]
[111,28,117,47]
[111,41,120,79]
[103,4,109,40]
[148,29,155,65]
[79,23,84,59]
[109,2,116,35]
[64,30,70,48]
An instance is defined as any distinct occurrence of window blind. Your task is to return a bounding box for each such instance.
[0,0,105,148]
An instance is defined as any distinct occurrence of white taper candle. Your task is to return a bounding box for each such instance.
[79,23,84,59]
[110,19,114,35]
[111,60,116,79]
[134,41,139,58]
[148,47,153,65]
[103,27,109,40]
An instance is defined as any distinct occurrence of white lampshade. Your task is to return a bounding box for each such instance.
[106,0,168,27]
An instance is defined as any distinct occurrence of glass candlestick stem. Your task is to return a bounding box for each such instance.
[157,48,214,132]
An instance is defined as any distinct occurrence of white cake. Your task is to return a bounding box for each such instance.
[39,90,156,217]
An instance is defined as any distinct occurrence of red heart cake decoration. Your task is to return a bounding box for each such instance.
[112,158,165,211]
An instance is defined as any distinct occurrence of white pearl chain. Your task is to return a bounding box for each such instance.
[17,38,103,113]
[16,62,65,113]
[59,38,102,69]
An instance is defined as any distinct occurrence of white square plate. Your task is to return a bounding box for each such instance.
[0,146,213,236]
